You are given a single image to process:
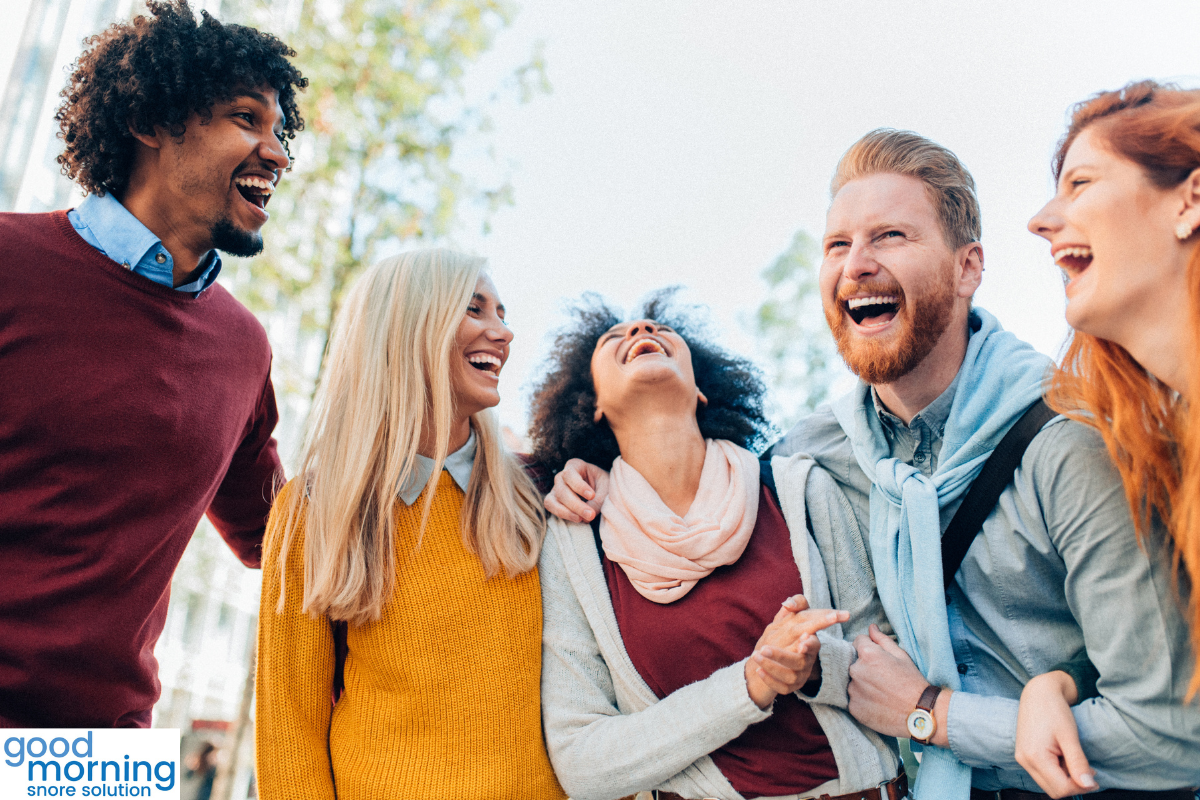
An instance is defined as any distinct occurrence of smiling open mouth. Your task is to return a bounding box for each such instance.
[846,294,900,326]
[1054,246,1093,277]
[234,175,274,210]
[467,353,502,376]
[625,338,665,363]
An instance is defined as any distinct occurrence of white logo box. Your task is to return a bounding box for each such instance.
[0,730,179,799]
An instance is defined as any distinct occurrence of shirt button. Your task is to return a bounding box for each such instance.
[155,252,167,264]
[121,261,131,269]
[914,452,925,463]
[957,663,969,675]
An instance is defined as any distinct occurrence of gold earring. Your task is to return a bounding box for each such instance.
[1177,220,1194,241]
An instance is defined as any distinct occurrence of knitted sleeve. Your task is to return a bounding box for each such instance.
[255,481,337,800]
[1048,652,1100,703]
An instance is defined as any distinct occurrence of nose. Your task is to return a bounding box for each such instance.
[843,241,880,282]
[486,314,514,345]
[625,320,658,339]
[259,131,291,174]
[1028,198,1062,240]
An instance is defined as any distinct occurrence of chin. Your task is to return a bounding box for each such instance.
[211,219,264,258]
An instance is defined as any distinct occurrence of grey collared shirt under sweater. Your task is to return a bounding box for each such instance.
[773,376,1200,791]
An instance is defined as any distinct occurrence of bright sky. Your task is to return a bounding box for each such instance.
[452,0,1200,434]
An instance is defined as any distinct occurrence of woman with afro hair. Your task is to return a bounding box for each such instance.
[527,291,904,800]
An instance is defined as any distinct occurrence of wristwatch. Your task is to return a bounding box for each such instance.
[906,684,943,745]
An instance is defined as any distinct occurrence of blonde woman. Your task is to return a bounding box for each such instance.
[255,249,564,800]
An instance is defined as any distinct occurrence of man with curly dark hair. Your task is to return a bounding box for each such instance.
[0,0,306,727]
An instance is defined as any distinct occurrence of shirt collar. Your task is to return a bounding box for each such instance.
[72,193,222,295]
[872,364,961,441]
[398,429,477,506]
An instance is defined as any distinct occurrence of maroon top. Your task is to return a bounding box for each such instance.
[604,486,839,798]
[0,211,282,727]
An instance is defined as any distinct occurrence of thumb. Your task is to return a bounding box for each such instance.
[1062,737,1097,792]
[869,625,909,658]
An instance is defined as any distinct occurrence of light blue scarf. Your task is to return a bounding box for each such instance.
[831,308,1051,799]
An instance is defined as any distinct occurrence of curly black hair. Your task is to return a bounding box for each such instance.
[55,0,308,196]
[528,289,772,475]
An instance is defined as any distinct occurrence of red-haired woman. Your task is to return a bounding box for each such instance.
[1022,80,1200,797]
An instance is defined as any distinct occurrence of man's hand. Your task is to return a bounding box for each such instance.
[745,595,848,709]
[1015,671,1098,797]
[544,458,609,522]
[848,624,950,746]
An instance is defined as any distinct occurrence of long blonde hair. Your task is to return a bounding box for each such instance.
[277,249,546,624]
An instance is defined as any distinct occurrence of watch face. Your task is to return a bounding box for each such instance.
[906,708,935,741]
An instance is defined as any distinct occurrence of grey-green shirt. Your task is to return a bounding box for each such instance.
[773,383,1200,791]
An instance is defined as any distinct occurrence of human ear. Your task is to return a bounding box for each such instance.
[956,242,984,299]
[697,390,708,407]
[593,405,604,424]
[1175,167,1200,240]
[127,120,163,151]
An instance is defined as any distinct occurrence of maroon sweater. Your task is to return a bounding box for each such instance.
[0,211,282,727]
[605,487,839,798]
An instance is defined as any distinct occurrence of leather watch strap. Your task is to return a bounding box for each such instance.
[916,683,942,713]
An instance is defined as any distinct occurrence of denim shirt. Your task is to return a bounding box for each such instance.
[774,377,1200,791]
[67,193,221,295]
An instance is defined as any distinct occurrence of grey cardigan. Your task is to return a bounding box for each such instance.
[540,454,900,800]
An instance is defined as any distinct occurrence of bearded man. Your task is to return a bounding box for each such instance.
[545,130,1200,798]
[0,0,306,726]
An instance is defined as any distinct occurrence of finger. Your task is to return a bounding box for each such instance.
[868,626,910,658]
[853,633,874,656]
[787,609,848,637]
[561,463,597,501]
[754,660,795,695]
[781,594,809,613]
[761,645,810,671]
[543,493,585,524]
[1061,740,1097,794]
[551,475,597,521]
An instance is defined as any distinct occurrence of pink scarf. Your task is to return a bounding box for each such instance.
[600,439,760,603]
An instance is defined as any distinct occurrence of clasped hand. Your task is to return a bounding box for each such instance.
[745,595,849,709]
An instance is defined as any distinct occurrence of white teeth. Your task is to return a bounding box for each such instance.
[624,338,665,363]
[467,353,501,369]
[846,295,899,310]
[1053,246,1093,263]
[234,176,275,194]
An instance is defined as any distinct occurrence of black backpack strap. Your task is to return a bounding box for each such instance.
[941,398,1057,589]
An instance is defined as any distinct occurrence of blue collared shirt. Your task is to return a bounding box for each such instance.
[398,430,477,506]
[67,193,221,295]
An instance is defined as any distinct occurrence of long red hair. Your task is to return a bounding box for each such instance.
[1045,80,1200,692]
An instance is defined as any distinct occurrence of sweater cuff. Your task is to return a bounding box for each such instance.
[797,632,853,708]
[726,656,776,724]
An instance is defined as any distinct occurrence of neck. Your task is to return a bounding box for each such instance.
[609,410,707,517]
[416,415,472,460]
[119,176,212,286]
[1118,312,1192,398]
[873,315,969,424]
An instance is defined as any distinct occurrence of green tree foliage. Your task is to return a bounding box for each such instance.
[219,0,548,412]
[752,230,846,429]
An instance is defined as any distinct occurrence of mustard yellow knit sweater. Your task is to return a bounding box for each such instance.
[256,472,566,800]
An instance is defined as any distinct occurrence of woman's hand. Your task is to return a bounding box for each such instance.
[744,595,848,709]
[1015,671,1098,797]
[545,459,609,522]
